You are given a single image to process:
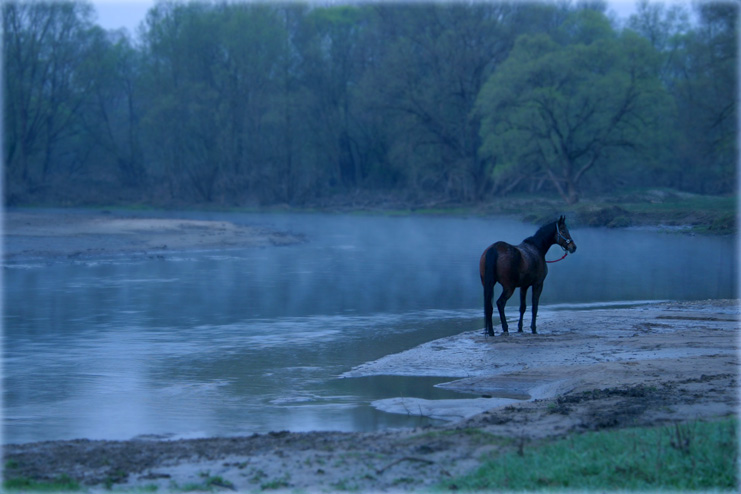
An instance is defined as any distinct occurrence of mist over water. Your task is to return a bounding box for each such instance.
[3,211,736,443]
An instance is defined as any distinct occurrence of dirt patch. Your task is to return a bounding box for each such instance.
[3,300,738,492]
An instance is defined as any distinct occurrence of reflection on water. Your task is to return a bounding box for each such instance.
[3,211,737,443]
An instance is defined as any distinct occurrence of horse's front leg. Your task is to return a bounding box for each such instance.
[531,282,544,334]
[496,287,514,333]
[518,287,528,332]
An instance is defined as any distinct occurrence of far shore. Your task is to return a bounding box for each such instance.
[3,188,738,241]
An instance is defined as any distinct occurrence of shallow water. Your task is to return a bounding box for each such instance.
[3,211,737,443]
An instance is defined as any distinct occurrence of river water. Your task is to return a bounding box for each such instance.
[3,211,737,443]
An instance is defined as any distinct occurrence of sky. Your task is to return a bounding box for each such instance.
[93,1,153,32]
[92,0,652,33]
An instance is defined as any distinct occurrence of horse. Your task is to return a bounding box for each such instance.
[479,216,577,336]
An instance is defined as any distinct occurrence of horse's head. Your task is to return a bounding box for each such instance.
[556,216,577,253]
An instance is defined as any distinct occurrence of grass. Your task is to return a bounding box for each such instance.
[618,193,737,232]
[165,472,236,492]
[407,427,513,446]
[365,189,736,233]
[3,474,81,491]
[621,191,737,212]
[442,418,738,491]
[260,473,291,490]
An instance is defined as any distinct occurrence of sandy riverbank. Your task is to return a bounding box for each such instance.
[3,299,738,492]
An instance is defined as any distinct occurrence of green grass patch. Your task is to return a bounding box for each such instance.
[166,473,235,492]
[260,473,291,490]
[442,418,738,491]
[620,192,737,213]
[3,474,81,491]
[408,427,513,446]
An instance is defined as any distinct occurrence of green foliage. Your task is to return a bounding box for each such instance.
[2,1,737,207]
[477,8,674,204]
[669,3,738,194]
[443,418,738,491]
[3,0,98,195]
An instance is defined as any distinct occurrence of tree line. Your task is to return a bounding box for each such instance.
[3,0,737,207]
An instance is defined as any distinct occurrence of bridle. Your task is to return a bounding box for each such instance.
[556,223,573,249]
[547,223,572,264]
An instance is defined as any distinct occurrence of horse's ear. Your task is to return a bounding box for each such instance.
[558,215,565,224]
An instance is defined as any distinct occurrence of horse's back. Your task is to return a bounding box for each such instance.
[480,241,520,286]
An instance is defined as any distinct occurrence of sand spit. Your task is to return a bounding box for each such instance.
[4,210,303,261]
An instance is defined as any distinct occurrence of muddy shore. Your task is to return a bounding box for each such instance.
[2,210,739,491]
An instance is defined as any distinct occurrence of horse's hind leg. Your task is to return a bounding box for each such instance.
[496,287,514,333]
[531,282,544,334]
[483,282,495,336]
[481,247,498,336]
[518,287,528,332]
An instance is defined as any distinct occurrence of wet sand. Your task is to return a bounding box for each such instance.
[2,210,739,491]
[347,300,739,421]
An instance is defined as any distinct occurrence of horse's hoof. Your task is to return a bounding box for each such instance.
[517,329,524,333]
[531,329,538,334]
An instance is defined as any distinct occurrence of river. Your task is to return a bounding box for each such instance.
[3,211,737,443]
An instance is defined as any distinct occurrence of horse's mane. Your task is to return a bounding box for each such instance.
[523,220,557,251]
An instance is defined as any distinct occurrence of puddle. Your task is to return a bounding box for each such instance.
[329,375,470,402]
[332,374,538,422]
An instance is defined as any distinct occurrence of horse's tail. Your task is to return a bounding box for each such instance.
[481,246,497,334]
[482,246,497,295]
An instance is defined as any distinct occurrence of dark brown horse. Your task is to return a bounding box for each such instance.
[479,216,576,335]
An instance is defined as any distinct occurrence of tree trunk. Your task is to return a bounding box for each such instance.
[565,179,580,204]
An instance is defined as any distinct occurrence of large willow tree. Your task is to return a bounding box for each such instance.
[476,10,673,204]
